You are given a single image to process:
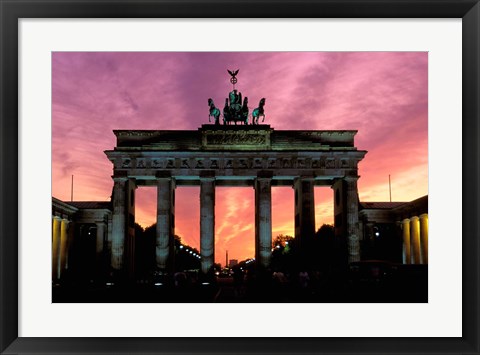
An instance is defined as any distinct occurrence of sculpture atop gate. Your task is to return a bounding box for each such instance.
[223,89,249,125]
[208,70,266,126]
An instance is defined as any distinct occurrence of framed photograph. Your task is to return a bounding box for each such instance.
[1,0,479,354]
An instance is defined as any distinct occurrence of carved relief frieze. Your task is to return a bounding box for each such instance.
[238,159,249,168]
[282,159,292,168]
[181,159,190,169]
[202,129,271,150]
[116,155,359,174]
[122,158,132,168]
[136,158,146,168]
[325,158,336,168]
[152,159,163,168]
[205,131,266,145]
[166,159,175,169]
[195,159,205,169]
[253,158,263,169]
[297,158,306,169]
[210,159,219,169]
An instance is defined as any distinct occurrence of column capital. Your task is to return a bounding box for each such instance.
[112,170,128,181]
[402,218,411,223]
[419,213,428,219]
[156,174,176,189]
[112,176,128,183]
[200,170,216,179]
[53,215,62,221]
[293,175,315,184]
[410,215,419,221]
[155,171,172,179]
[257,170,273,179]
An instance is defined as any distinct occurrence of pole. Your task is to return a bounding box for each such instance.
[226,250,228,268]
[389,174,392,202]
[71,175,74,202]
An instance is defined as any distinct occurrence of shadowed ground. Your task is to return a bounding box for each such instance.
[53,265,427,303]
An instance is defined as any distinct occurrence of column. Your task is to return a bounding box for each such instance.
[59,219,69,278]
[200,177,215,274]
[410,216,421,264]
[111,177,127,270]
[255,176,272,268]
[126,180,137,279]
[419,213,428,264]
[345,177,360,263]
[96,222,105,277]
[96,222,105,255]
[294,177,315,253]
[156,177,175,272]
[65,220,75,270]
[52,216,61,281]
[402,218,411,264]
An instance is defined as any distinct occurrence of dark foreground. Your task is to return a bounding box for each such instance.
[53,264,427,303]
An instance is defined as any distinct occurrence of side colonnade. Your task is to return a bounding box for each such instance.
[52,198,112,283]
[52,216,71,282]
[401,214,428,264]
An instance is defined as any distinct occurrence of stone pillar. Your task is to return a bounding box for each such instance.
[156,176,175,272]
[402,218,411,264]
[294,177,315,254]
[419,213,428,264]
[65,220,74,270]
[52,216,61,281]
[96,222,105,255]
[200,177,215,274]
[410,216,421,264]
[94,221,105,279]
[255,176,272,268]
[59,219,69,278]
[345,177,360,263]
[111,177,127,270]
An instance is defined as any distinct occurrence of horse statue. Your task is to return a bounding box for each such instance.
[208,98,221,125]
[223,89,249,125]
[252,98,266,125]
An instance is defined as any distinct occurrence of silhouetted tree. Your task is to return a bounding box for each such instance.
[271,234,297,273]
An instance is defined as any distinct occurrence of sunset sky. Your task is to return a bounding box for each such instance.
[52,52,428,265]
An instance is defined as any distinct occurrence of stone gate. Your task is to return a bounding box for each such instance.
[105,124,367,275]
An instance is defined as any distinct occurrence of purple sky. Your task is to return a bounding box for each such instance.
[52,52,428,264]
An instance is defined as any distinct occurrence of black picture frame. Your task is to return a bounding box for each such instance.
[1,1,479,354]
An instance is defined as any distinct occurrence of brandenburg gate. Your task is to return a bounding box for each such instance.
[105,70,366,277]
[105,125,367,276]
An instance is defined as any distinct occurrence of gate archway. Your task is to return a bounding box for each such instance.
[105,125,367,276]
